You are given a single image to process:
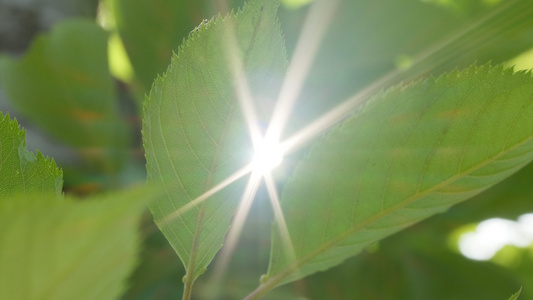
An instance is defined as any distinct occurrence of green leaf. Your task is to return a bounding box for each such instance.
[0,112,62,198]
[507,287,522,300]
[143,0,286,286]
[0,19,130,173]
[112,0,206,94]
[112,0,247,95]
[261,65,533,289]
[0,187,151,300]
[434,160,533,226]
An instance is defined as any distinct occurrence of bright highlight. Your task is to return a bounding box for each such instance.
[251,137,285,174]
[458,214,533,260]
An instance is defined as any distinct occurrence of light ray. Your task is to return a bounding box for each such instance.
[217,0,265,150]
[401,0,523,78]
[266,0,340,143]
[263,173,297,266]
[160,164,253,225]
[279,0,524,156]
[227,46,264,148]
[207,171,264,290]
[202,0,277,289]
[280,69,400,154]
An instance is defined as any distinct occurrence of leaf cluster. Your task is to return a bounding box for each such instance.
[0,0,533,299]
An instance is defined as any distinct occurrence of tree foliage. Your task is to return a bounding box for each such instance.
[0,0,532,299]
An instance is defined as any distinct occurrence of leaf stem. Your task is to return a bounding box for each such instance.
[243,284,272,300]
[243,274,287,300]
[182,278,194,300]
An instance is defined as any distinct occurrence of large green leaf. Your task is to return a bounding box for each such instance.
[0,187,151,300]
[289,171,532,299]
[256,65,533,291]
[0,19,130,173]
[143,0,286,286]
[0,112,62,197]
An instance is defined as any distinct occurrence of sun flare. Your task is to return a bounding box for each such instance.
[201,0,341,291]
[251,137,285,175]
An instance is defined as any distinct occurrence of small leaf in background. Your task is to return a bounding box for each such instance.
[111,0,208,95]
[277,0,533,137]
[295,244,522,300]
[0,187,152,300]
[143,0,286,291]
[111,0,246,96]
[0,112,62,197]
[0,19,130,175]
[0,0,98,54]
[259,65,533,290]
[508,287,522,300]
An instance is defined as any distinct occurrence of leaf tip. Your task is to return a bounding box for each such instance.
[507,287,522,300]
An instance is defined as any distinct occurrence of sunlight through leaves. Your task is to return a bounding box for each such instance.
[251,137,285,175]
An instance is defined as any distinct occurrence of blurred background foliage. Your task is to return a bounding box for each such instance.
[0,0,532,298]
